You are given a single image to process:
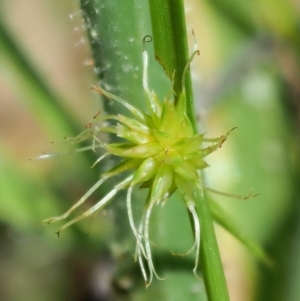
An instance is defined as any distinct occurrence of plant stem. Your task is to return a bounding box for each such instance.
[148,0,196,129]
[195,190,230,301]
[148,1,230,300]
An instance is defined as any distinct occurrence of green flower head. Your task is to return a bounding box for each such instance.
[40,37,248,286]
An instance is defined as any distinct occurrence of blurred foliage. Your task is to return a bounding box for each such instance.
[0,0,299,301]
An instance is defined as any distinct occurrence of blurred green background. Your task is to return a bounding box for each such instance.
[0,0,300,300]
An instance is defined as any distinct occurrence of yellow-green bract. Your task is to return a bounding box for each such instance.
[40,40,251,286]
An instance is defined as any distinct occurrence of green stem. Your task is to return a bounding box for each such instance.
[79,0,151,114]
[78,1,162,295]
[148,0,196,129]
[148,1,230,300]
[195,190,230,301]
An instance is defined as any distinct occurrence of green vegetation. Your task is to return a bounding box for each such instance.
[0,0,299,300]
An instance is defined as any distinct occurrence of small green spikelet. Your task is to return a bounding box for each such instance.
[39,37,256,286]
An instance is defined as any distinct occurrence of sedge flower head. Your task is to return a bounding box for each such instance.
[40,39,244,286]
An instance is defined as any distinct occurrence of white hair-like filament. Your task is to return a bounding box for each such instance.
[136,213,148,282]
[47,175,133,235]
[187,201,201,274]
[126,185,147,258]
[144,201,166,286]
